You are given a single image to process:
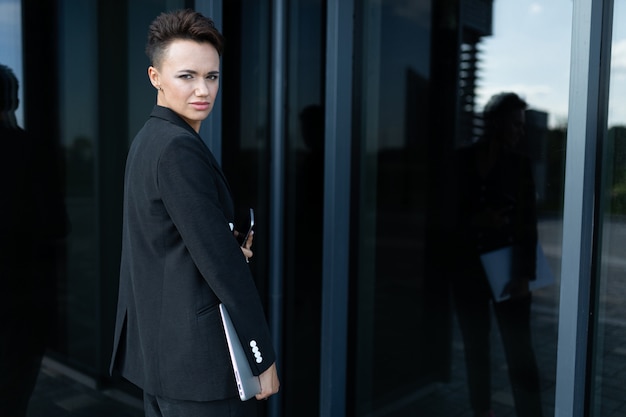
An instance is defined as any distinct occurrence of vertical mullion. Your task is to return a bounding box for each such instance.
[320,0,353,416]
[268,0,286,416]
[196,0,223,162]
[555,0,609,415]
[587,0,615,413]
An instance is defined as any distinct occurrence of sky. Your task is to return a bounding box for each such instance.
[477,0,626,128]
[0,0,23,125]
[476,0,573,128]
[608,0,626,127]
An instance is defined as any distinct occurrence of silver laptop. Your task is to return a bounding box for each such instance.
[480,243,555,302]
[219,303,261,401]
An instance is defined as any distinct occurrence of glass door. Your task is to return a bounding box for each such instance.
[350,1,572,415]
[590,1,626,415]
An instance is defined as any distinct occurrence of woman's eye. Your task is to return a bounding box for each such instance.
[179,74,193,79]
[207,74,219,81]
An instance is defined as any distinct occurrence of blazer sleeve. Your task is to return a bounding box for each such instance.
[157,133,276,375]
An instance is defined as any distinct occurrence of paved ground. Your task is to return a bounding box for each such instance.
[26,303,560,417]
[24,218,626,416]
[27,358,143,417]
[25,299,625,417]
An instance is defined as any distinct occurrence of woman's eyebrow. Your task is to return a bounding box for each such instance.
[176,69,220,75]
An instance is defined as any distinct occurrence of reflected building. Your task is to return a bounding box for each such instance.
[459,0,493,145]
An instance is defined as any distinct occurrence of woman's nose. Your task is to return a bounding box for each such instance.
[195,81,210,96]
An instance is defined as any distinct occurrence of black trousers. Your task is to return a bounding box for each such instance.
[452,260,543,417]
[143,393,257,417]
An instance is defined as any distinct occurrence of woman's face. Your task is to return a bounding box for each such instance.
[148,39,220,132]
[493,109,526,149]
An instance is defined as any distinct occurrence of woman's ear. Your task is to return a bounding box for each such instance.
[148,66,160,90]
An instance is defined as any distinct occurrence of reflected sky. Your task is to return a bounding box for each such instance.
[0,0,23,126]
[609,0,626,127]
[477,0,572,128]
[479,0,626,128]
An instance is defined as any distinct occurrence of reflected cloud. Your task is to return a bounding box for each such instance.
[612,39,626,78]
[529,3,544,15]
[0,1,20,56]
[478,0,573,129]
[0,0,21,54]
[0,0,19,25]
[0,0,20,43]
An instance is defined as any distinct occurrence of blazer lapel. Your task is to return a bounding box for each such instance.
[150,106,233,195]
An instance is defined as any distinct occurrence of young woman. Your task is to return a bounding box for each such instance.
[110,9,279,417]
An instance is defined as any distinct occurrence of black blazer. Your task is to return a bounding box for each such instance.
[110,106,275,401]
[453,140,538,279]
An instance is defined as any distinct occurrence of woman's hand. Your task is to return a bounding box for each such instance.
[501,276,530,299]
[236,230,254,262]
[256,362,280,400]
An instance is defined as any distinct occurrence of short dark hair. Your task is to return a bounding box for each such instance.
[146,9,224,67]
[483,92,527,127]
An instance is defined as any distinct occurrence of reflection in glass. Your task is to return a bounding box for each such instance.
[591,1,626,415]
[282,1,325,416]
[0,0,23,126]
[451,93,543,417]
[54,0,186,374]
[56,0,99,368]
[352,1,446,414]
[350,1,569,416]
[221,0,271,291]
[0,62,58,417]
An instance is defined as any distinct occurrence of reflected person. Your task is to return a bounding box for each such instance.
[451,92,543,417]
[109,9,279,417]
[0,64,47,417]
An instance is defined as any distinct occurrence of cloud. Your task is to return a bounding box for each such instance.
[0,2,21,70]
[0,1,19,27]
[529,3,544,14]
[612,39,626,75]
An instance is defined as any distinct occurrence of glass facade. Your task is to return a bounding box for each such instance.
[281,1,325,415]
[57,0,99,371]
[3,0,625,416]
[349,1,570,415]
[351,0,445,412]
[591,1,626,415]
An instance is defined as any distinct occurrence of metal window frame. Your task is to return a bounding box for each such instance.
[267,0,287,416]
[319,1,354,416]
[555,0,613,416]
[196,0,223,161]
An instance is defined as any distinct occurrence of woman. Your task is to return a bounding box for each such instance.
[452,93,543,417]
[110,9,279,417]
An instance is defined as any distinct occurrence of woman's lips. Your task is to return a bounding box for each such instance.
[191,102,210,111]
